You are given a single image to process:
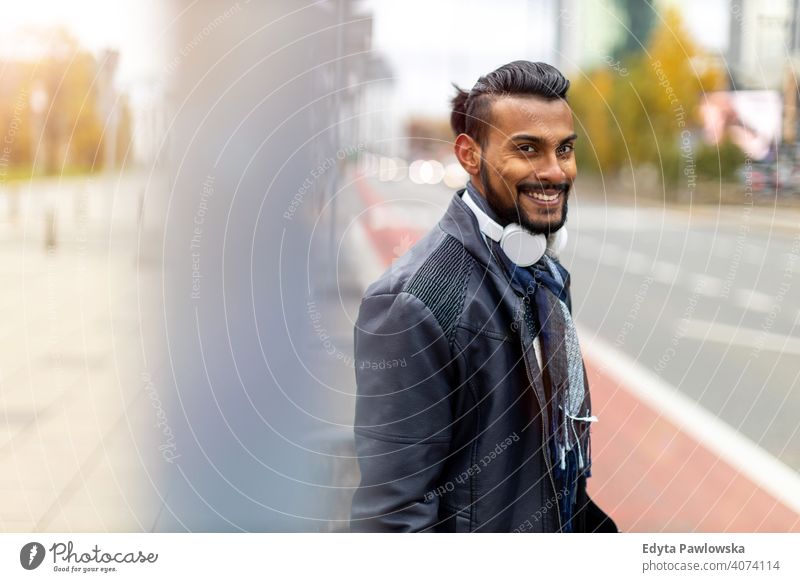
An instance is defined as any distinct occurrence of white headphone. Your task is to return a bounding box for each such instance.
[462,186,567,267]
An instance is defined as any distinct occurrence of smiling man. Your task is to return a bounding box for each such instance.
[464,88,576,236]
[350,61,616,533]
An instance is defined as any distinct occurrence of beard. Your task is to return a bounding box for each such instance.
[478,162,569,236]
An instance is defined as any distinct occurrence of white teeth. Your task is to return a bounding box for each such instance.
[528,192,558,202]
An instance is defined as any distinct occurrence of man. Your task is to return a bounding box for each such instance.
[349,61,617,533]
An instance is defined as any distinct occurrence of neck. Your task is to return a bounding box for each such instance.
[465,180,507,227]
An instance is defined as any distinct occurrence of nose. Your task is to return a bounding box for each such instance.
[533,153,566,185]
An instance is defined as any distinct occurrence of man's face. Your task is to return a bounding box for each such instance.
[474,95,577,235]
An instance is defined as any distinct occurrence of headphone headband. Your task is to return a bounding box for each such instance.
[462,187,567,267]
[462,188,504,242]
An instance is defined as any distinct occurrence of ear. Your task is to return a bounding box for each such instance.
[454,133,481,177]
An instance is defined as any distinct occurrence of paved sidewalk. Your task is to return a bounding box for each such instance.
[0,174,164,532]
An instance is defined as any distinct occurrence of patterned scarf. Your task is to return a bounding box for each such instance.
[464,182,596,532]
[503,254,596,532]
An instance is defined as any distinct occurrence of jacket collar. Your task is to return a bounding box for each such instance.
[439,183,525,296]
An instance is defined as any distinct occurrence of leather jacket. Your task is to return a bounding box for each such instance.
[349,187,617,533]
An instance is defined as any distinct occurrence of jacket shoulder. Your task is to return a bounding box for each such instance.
[363,227,475,342]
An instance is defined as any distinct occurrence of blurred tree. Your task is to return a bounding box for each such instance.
[570,7,727,198]
[695,138,745,183]
[115,93,134,167]
[0,63,35,173]
[61,50,105,170]
[570,68,619,173]
[0,27,133,178]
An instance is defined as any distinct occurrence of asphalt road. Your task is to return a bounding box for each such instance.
[567,195,800,472]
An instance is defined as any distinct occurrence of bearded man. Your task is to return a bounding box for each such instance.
[350,61,617,533]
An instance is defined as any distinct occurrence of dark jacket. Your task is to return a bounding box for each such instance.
[349,187,617,533]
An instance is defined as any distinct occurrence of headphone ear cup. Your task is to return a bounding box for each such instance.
[500,225,546,267]
[546,227,568,257]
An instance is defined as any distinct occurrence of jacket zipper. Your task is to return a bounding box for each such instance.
[518,307,563,533]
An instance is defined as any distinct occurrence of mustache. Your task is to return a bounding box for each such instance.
[517,182,570,193]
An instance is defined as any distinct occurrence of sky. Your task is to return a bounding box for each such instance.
[0,0,731,118]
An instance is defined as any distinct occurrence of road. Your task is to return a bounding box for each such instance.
[567,196,800,472]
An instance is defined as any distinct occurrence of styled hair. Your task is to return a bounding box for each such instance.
[450,60,570,147]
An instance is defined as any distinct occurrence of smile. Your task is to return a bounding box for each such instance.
[520,189,562,205]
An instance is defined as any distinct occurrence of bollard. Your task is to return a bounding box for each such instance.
[45,207,57,251]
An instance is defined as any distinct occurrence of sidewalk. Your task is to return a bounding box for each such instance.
[0,174,164,532]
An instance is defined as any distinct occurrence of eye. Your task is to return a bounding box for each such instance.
[518,144,536,153]
[557,143,575,156]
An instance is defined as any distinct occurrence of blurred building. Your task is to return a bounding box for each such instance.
[727,0,800,149]
[727,0,792,91]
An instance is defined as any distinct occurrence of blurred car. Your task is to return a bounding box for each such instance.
[739,160,798,196]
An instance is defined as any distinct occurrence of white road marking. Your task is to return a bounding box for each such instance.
[652,260,680,285]
[688,273,724,297]
[573,242,793,319]
[711,237,734,258]
[598,243,624,267]
[625,251,651,275]
[579,326,800,515]
[734,289,775,314]
[681,319,800,356]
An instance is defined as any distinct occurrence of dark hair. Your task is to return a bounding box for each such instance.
[450,60,570,147]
